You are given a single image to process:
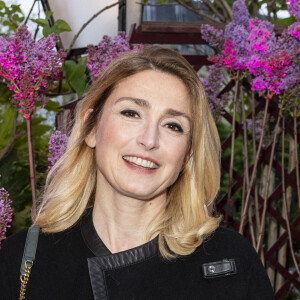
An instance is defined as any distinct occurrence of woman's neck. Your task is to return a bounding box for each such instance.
[92,190,165,254]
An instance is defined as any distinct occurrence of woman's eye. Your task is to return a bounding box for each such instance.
[165,123,183,133]
[120,110,140,118]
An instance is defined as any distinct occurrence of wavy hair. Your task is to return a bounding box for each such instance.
[35,45,222,259]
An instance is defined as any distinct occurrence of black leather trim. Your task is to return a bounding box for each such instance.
[202,258,237,278]
[80,209,111,257]
[81,208,159,300]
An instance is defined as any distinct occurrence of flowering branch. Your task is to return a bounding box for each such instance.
[87,32,142,80]
[48,130,69,171]
[0,25,65,119]
[0,186,13,249]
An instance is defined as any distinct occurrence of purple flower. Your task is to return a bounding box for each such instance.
[245,119,263,140]
[224,1,250,70]
[200,64,229,120]
[48,130,69,170]
[87,32,142,80]
[287,0,300,21]
[248,18,276,56]
[248,51,292,94]
[0,187,13,249]
[201,24,224,48]
[225,0,249,39]
[288,22,300,40]
[232,0,250,29]
[0,25,65,119]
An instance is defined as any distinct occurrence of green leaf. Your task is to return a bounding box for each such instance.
[53,19,72,32]
[0,105,14,148]
[10,4,22,13]
[12,13,24,22]
[52,81,71,93]
[79,56,87,66]
[0,1,5,10]
[0,84,14,103]
[31,17,49,27]
[69,74,87,98]
[44,99,61,112]
[45,10,53,20]
[64,60,86,82]
[32,124,52,136]
[4,7,11,17]
[10,206,32,233]
[42,26,52,37]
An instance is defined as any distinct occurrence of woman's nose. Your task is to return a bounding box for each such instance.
[136,123,160,151]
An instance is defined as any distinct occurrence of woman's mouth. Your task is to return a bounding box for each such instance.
[122,156,159,169]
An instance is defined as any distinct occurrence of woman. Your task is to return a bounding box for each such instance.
[0,46,273,299]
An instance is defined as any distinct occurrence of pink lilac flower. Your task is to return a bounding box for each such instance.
[248,51,292,94]
[48,130,69,170]
[0,187,13,249]
[201,24,224,48]
[224,0,250,70]
[0,25,65,119]
[287,0,300,21]
[288,22,300,40]
[223,39,237,71]
[87,32,142,80]
[248,18,276,56]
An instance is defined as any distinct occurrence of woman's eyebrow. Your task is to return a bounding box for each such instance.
[165,109,191,123]
[115,97,150,108]
[115,97,191,122]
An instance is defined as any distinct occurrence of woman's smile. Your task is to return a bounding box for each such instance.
[122,156,160,169]
[122,155,160,174]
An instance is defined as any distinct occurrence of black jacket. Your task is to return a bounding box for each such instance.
[0,210,274,300]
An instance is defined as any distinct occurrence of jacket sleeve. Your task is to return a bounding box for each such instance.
[0,229,28,300]
[0,240,13,299]
[245,250,275,300]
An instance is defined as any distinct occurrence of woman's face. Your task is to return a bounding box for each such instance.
[86,70,192,201]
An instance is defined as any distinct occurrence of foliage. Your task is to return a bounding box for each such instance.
[0,1,24,33]
[31,11,71,46]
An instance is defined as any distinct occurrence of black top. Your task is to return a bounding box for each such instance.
[0,210,274,299]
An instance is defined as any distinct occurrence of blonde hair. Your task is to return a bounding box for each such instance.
[35,45,222,259]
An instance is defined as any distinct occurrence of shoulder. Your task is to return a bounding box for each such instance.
[203,226,258,257]
[0,228,29,259]
[0,221,84,262]
[194,226,265,274]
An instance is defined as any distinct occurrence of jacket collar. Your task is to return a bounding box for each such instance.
[80,208,159,300]
[80,208,111,257]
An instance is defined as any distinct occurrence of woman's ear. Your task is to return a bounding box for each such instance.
[84,109,96,148]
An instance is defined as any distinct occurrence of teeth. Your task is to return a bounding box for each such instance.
[123,156,158,169]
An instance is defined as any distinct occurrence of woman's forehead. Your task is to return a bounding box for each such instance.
[106,70,192,113]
